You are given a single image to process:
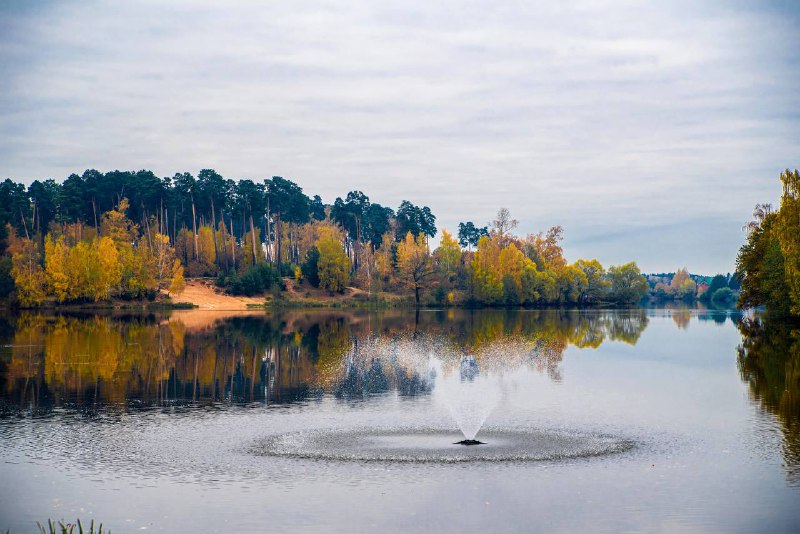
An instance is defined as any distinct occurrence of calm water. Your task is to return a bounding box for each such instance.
[0,308,798,532]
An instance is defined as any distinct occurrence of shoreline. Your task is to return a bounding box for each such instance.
[0,279,740,313]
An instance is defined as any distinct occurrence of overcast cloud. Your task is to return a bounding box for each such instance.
[1,0,798,273]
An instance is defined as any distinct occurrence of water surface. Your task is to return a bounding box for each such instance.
[1,308,798,532]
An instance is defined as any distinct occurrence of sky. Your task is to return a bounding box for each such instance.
[1,0,799,274]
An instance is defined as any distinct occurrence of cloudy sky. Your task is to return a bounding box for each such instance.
[1,0,798,273]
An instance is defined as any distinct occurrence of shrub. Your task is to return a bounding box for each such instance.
[502,273,521,306]
[711,287,737,308]
[433,285,448,306]
[301,246,320,287]
[221,263,280,296]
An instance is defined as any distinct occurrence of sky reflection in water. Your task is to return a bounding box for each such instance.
[0,308,798,532]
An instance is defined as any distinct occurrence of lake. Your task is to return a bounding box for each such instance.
[1,308,798,532]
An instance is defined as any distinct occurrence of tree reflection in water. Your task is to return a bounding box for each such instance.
[0,309,648,414]
[737,315,800,484]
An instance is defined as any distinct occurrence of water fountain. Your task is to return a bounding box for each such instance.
[253,334,635,463]
[435,355,498,445]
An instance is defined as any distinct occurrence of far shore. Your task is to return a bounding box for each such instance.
[0,278,736,314]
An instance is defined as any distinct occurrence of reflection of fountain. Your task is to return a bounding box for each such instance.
[460,356,479,381]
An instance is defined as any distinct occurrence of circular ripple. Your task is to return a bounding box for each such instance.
[254,428,634,463]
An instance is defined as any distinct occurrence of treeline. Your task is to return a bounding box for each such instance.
[0,169,648,307]
[300,211,648,306]
[647,269,740,307]
[737,168,800,317]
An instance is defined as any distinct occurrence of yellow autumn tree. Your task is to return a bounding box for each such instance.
[777,169,800,313]
[93,236,121,300]
[133,244,159,298]
[99,198,156,298]
[101,198,137,243]
[396,232,433,306]
[555,263,588,303]
[434,229,461,281]
[151,232,176,290]
[374,233,396,288]
[65,241,90,300]
[168,259,186,296]
[44,236,71,302]
[196,225,216,273]
[471,235,545,305]
[521,261,551,303]
[316,226,350,294]
[525,226,567,271]
[44,234,122,303]
[574,258,609,303]
[498,243,529,305]
[242,227,265,269]
[471,236,503,304]
[10,238,46,306]
[670,267,696,300]
[174,228,193,266]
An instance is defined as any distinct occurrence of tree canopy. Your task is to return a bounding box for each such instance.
[0,170,649,309]
[737,169,800,316]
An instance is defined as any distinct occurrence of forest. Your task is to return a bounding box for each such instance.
[0,169,649,308]
[737,168,800,317]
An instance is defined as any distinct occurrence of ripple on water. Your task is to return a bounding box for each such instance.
[254,428,635,463]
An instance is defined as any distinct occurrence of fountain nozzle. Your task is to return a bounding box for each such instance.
[454,439,485,446]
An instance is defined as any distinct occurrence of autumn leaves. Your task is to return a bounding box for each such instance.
[10,200,185,305]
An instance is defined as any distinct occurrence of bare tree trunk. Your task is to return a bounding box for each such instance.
[211,198,219,268]
[230,218,236,271]
[191,193,199,260]
[19,207,29,239]
[220,210,229,272]
[265,197,271,263]
[264,217,270,262]
[366,245,372,297]
[354,216,362,271]
[249,214,258,265]
[288,224,293,265]
[143,205,153,250]
[92,197,99,231]
[275,214,282,276]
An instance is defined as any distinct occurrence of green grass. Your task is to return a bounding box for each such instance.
[35,519,109,534]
